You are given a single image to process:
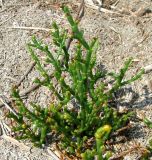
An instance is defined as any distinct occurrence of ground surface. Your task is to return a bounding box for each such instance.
[0,0,152,159]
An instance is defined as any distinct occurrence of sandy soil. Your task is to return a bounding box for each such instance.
[0,0,152,159]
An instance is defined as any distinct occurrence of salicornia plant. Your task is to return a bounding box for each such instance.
[8,6,144,159]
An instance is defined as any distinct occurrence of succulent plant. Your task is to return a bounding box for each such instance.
[8,6,144,159]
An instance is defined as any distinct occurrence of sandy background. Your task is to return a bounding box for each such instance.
[0,0,152,159]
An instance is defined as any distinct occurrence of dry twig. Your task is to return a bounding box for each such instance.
[47,147,60,160]
[85,3,122,15]
[0,26,51,31]
[15,62,36,87]
[111,142,150,160]
[0,96,18,117]
[111,123,132,137]
[1,134,30,150]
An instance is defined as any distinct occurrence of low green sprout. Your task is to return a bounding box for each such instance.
[8,6,144,159]
[144,118,152,159]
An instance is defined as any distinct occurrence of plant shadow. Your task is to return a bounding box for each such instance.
[113,85,152,140]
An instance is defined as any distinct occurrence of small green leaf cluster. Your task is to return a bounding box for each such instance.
[144,118,152,158]
[9,87,53,146]
[81,125,112,160]
[9,6,143,159]
[144,118,152,129]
